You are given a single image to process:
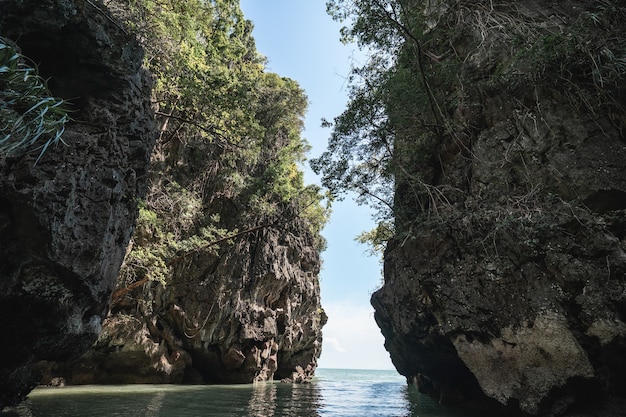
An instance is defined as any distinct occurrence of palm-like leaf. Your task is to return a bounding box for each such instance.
[0,38,69,163]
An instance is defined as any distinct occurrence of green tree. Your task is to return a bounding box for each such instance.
[311,0,438,235]
[117,0,329,287]
[313,0,626,254]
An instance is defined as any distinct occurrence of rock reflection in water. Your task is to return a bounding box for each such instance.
[247,382,322,417]
[145,391,166,417]
[2,370,490,417]
[4,382,324,417]
[247,383,278,416]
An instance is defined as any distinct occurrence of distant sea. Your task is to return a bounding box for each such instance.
[3,368,491,417]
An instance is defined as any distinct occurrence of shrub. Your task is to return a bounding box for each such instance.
[0,38,69,162]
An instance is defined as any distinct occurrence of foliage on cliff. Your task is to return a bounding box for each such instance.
[0,38,69,161]
[312,0,626,246]
[318,2,626,413]
[112,0,329,287]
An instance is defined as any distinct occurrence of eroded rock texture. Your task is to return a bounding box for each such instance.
[48,218,325,385]
[372,1,626,416]
[20,0,326,389]
[0,0,155,408]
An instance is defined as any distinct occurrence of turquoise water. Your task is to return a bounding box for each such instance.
[3,369,487,417]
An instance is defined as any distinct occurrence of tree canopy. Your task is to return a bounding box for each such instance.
[312,0,626,251]
[116,0,329,286]
[311,0,437,229]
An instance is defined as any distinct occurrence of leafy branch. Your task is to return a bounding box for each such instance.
[112,194,322,301]
[0,38,69,163]
[154,110,245,150]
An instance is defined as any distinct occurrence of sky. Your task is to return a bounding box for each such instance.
[239,1,394,370]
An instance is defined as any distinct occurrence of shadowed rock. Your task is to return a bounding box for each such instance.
[0,0,156,408]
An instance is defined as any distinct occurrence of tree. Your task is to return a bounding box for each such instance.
[116,0,329,287]
[311,0,440,230]
[313,0,626,249]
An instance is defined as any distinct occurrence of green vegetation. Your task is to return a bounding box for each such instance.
[311,0,443,250]
[0,38,69,162]
[355,220,394,257]
[117,0,329,288]
[312,0,626,254]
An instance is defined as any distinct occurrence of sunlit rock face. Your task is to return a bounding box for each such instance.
[15,0,326,388]
[49,219,325,385]
[371,1,626,416]
[0,0,155,408]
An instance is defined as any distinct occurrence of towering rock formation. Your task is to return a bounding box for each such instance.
[9,0,327,388]
[50,217,326,385]
[371,1,626,415]
[0,0,156,408]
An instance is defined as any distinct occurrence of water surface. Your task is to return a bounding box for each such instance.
[3,369,489,417]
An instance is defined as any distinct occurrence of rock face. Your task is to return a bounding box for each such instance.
[47,216,325,385]
[0,0,155,408]
[14,0,326,389]
[372,1,626,416]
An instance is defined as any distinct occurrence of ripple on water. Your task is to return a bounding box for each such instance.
[2,369,498,417]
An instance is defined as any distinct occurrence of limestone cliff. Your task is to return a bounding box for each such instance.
[1,0,324,407]
[35,0,327,386]
[0,0,156,408]
[49,216,325,385]
[371,1,626,416]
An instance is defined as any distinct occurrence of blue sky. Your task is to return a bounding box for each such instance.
[239,1,394,370]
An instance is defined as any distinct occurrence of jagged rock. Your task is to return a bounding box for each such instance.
[372,1,626,416]
[48,221,325,385]
[374,102,626,415]
[0,0,155,409]
[374,103,626,415]
[21,0,326,389]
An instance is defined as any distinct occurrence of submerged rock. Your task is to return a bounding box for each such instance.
[0,0,156,408]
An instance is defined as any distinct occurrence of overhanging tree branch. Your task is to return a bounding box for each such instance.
[155,110,245,150]
[111,195,322,302]
[371,0,444,137]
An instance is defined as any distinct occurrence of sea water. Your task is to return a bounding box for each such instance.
[2,369,490,417]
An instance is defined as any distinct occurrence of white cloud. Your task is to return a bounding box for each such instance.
[324,337,346,353]
[318,302,395,370]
